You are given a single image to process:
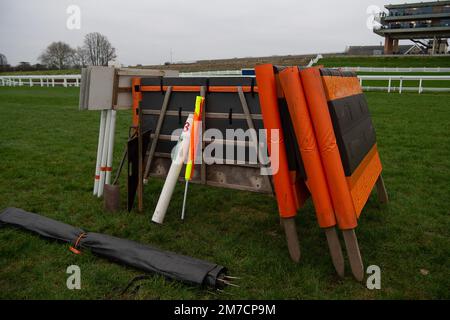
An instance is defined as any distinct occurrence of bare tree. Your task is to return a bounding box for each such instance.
[71,46,89,68]
[83,32,117,66]
[0,53,7,66]
[39,41,75,69]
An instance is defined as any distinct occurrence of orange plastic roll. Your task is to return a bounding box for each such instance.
[279,67,336,228]
[131,77,142,127]
[299,67,357,230]
[255,64,297,218]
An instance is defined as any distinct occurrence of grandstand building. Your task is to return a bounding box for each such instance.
[374,0,450,54]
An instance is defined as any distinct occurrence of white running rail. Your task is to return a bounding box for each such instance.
[336,66,450,73]
[358,74,450,93]
[0,75,81,87]
[1,73,449,93]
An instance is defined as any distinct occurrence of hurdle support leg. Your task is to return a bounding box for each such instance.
[324,227,345,278]
[376,174,389,204]
[342,229,364,281]
[281,217,301,263]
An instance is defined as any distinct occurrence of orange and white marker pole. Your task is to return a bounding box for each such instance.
[152,114,194,224]
[181,96,204,220]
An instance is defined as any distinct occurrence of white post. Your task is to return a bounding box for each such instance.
[152,114,194,224]
[29,78,33,87]
[76,78,79,87]
[52,78,55,87]
[40,78,43,87]
[399,79,403,94]
[63,78,67,87]
[98,110,112,197]
[19,79,22,86]
[46,78,49,87]
[93,110,108,196]
[105,110,117,185]
[419,78,423,94]
[388,78,391,93]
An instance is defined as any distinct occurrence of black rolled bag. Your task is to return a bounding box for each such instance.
[0,207,226,288]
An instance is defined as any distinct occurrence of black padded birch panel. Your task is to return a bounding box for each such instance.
[327,93,377,176]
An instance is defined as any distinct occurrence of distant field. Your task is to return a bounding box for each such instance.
[0,86,449,299]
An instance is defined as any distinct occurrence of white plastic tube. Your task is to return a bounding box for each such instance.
[152,114,193,224]
[98,110,111,197]
[105,109,117,185]
[93,110,107,195]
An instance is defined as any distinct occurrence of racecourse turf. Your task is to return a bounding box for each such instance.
[0,86,448,299]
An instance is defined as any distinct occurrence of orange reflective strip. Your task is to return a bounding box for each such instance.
[100,167,112,172]
[279,67,336,228]
[255,64,297,218]
[321,75,362,101]
[95,175,100,180]
[131,78,142,127]
[346,144,382,217]
[300,67,357,230]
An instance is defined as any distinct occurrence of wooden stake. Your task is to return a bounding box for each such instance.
[324,227,345,278]
[342,229,364,281]
[281,217,301,263]
[137,106,143,212]
[376,174,389,204]
[143,86,172,183]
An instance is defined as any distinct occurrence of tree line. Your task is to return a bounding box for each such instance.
[0,32,116,72]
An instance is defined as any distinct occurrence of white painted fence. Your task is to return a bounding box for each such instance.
[0,75,81,87]
[336,66,450,73]
[358,75,450,93]
[1,73,450,94]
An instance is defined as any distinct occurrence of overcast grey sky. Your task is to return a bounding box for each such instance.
[0,0,420,66]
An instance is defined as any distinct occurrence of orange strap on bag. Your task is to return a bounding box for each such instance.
[279,67,336,228]
[255,64,298,218]
[299,67,357,230]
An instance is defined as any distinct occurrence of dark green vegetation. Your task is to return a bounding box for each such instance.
[0,87,449,299]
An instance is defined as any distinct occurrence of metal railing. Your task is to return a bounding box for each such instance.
[336,66,450,73]
[0,75,81,87]
[1,73,449,94]
[358,74,450,93]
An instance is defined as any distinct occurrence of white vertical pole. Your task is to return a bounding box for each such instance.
[419,78,423,94]
[63,78,67,87]
[399,79,403,94]
[152,114,194,224]
[105,110,117,185]
[98,110,112,197]
[388,78,391,93]
[93,110,107,195]
[29,78,33,87]
[19,79,22,86]
[52,78,55,87]
[40,78,43,87]
[76,78,79,87]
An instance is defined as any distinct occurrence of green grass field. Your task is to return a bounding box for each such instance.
[317,56,450,68]
[0,87,449,299]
